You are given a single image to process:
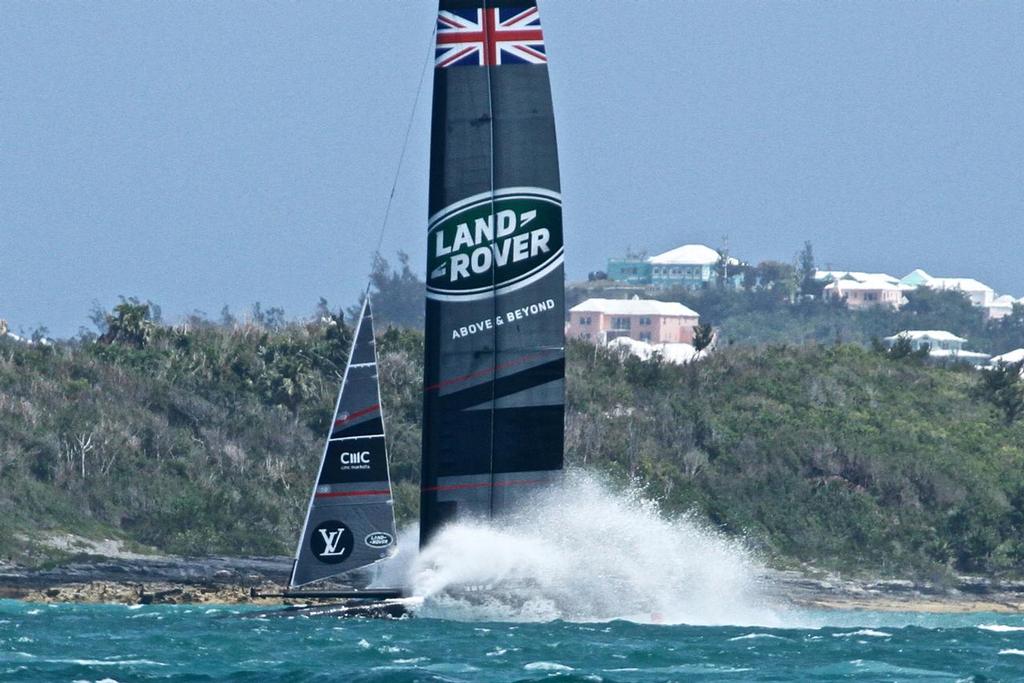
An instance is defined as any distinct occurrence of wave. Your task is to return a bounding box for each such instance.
[979,624,1024,632]
[407,470,783,625]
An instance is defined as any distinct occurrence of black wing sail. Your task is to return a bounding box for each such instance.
[421,0,565,545]
[290,298,398,588]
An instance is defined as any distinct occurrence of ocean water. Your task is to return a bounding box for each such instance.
[4,475,1023,681]
[2,600,1024,682]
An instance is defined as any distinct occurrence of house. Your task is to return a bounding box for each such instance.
[991,348,1024,366]
[605,256,652,286]
[884,330,990,364]
[900,270,996,308]
[823,278,905,310]
[985,294,1018,321]
[567,297,700,344]
[925,277,995,308]
[607,336,704,365]
[816,270,900,285]
[648,244,732,289]
[0,319,32,345]
[607,243,741,290]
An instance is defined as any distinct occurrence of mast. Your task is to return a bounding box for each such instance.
[421,0,565,545]
[290,298,398,588]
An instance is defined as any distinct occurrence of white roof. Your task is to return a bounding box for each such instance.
[607,337,702,364]
[815,270,899,284]
[991,294,1018,306]
[926,277,994,294]
[884,330,966,343]
[571,297,699,317]
[649,244,721,266]
[824,279,901,291]
[991,348,1024,364]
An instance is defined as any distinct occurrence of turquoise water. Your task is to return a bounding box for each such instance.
[2,600,1023,681]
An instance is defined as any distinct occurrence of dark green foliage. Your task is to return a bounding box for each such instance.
[98,298,158,348]
[3,290,1024,579]
[565,341,1024,577]
[797,241,822,298]
[883,335,929,361]
[359,252,425,329]
[692,323,714,352]
[651,284,1024,355]
[974,361,1024,425]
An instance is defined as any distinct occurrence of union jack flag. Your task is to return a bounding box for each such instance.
[435,6,546,68]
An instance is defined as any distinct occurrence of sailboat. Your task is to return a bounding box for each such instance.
[285,297,404,601]
[267,0,564,613]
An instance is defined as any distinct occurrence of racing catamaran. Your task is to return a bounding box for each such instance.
[268,0,564,611]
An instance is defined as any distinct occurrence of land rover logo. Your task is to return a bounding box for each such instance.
[364,532,394,549]
[310,520,353,564]
[427,188,563,300]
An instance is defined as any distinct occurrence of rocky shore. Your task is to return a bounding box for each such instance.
[0,555,291,605]
[764,569,1024,614]
[3,556,1023,612]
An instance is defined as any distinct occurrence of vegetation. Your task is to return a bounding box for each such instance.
[3,291,1024,578]
[652,285,1024,356]
[3,255,1024,577]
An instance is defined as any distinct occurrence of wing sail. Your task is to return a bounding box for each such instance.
[421,0,565,545]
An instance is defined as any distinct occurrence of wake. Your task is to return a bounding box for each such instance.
[391,471,786,625]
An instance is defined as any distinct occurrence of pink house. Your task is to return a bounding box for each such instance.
[567,297,700,344]
[823,279,905,310]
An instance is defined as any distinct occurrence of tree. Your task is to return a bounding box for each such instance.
[797,241,822,298]
[692,322,714,352]
[975,361,1024,425]
[753,261,797,300]
[361,251,425,329]
[98,297,157,348]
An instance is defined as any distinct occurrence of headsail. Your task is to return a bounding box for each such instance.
[421,0,565,544]
[290,298,398,588]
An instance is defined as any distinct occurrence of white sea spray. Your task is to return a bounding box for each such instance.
[979,624,1024,632]
[406,470,784,625]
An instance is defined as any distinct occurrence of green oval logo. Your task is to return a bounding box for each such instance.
[427,188,563,300]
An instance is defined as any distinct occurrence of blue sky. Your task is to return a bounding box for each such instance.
[2,1,1022,337]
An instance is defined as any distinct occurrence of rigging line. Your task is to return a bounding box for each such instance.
[368,22,438,282]
[484,0,498,518]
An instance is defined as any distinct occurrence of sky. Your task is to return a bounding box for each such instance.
[2,1,1022,338]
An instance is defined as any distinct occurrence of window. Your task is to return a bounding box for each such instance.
[578,316,591,325]
[639,317,652,326]
[639,332,651,342]
[612,317,631,330]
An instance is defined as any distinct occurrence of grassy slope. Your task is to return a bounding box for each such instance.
[1,324,1022,577]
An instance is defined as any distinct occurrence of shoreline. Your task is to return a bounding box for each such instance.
[3,557,1023,613]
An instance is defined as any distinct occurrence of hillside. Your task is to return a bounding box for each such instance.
[1,304,1023,579]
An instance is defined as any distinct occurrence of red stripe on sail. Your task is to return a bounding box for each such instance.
[334,403,379,427]
[315,489,391,499]
[424,352,549,393]
[421,478,547,493]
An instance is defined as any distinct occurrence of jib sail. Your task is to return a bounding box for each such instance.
[421,0,565,544]
[290,298,398,588]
